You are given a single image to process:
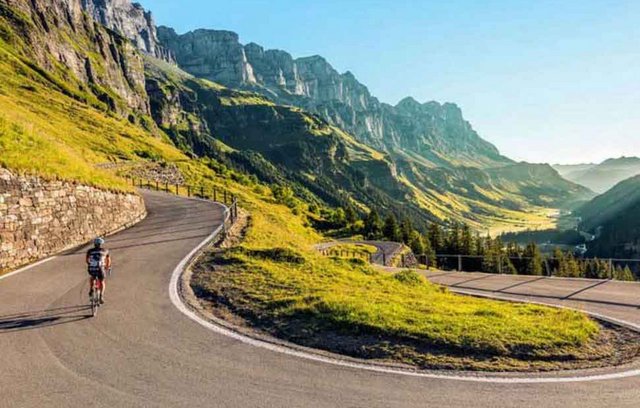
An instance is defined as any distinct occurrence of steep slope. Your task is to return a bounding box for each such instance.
[80,0,175,62]
[576,175,640,257]
[143,56,597,231]
[554,157,640,193]
[0,0,186,188]
[0,0,150,115]
[156,27,511,169]
[155,24,593,228]
[486,163,593,208]
[578,175,640,232]
[9,0,590,233]
[143,56,436,225]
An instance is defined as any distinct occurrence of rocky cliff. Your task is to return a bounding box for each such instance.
[1,0,149,114]
[157,26,509,168]
[81,0,175,62]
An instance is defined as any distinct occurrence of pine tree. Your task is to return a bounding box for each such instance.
[400,219,413,244]
[364,210,383,239]
[344,206,358,225]
[383,214,402,242]
[423,234,436,267]
[482,237,503,274]
[408,230,425,254]
[331,208,346,228]
[475,233,486,256]
[428,223,444,253]
[522,242,543,276]
[615,265,636,281]
[461,223,473,255]
[446,222,462,254]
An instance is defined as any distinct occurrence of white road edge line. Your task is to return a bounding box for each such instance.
[0,255,59,281]
[163,202,640,383]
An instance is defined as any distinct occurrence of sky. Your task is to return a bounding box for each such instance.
[140,0,640,164]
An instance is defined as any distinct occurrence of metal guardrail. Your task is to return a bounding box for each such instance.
[129,177,239,225]
[318,249,374,263]
[320,242,639,281]
[414,254,639,280]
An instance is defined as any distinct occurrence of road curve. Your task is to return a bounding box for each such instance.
[1,191,639,408]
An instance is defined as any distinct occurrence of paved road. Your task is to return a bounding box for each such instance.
[1,191,639,407]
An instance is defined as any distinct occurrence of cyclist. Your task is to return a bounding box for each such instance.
[86,237,111,304]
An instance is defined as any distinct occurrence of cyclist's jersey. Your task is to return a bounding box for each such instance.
[87,247,109,278]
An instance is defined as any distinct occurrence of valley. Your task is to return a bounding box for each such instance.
[1,1,639,407]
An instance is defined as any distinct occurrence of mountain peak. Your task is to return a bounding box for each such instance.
[395,96,422,110]
[601,156,640,165]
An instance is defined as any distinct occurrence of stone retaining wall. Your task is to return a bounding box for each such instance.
[0,168,146,273]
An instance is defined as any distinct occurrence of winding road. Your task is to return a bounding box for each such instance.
[1,191,639,407]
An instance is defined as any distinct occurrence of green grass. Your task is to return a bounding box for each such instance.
[327,243,378,255]
[0,39,185,190]
[197,248,598,362]
[0,9,603,370]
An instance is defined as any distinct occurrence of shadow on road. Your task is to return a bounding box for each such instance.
[0,305,90,333]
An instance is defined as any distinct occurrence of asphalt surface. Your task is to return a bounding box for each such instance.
[1,190,640,407]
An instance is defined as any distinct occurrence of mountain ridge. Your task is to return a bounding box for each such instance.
[554,157,640,193]
[577,175,640,258]
[156,25,510,169]
[0,0,593,235]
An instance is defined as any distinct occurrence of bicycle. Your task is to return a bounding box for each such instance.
[88,268,111,317]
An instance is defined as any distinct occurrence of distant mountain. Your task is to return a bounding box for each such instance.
[553,157,640,193]
[2,0,590,233]
[156,27,510,169]
[577,175,640,258]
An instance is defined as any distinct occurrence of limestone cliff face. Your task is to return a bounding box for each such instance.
[383,98,504,167]
[158,27,256,86]
[156,27,509,168]
[80,0,175,62]
[1,0,149,114]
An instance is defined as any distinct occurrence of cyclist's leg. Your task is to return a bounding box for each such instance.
[98,276,106,302]
[89,275,95,296]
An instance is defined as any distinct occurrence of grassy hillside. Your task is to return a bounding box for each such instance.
[144,56,590,234]
[0,0,612,371]
[0,40,182,190]
[577,175,640,258]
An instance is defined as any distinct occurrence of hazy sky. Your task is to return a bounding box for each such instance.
[140,0,640,164]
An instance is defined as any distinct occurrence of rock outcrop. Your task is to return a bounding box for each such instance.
[157,27,509,168]
[2,0,150,114]
[81,0,175,62]
[158,28,255,85]
[0,168,146,273]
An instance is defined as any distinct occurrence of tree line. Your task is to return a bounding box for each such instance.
[325,207,636,281]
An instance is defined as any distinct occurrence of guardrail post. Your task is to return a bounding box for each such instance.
[164,182,168,193]
[187,186,191,197]
[175,184,179,195]
[382,253,387,266]
[457,255,462,272]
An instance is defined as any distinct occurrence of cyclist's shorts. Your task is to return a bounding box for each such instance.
[88,269,106,280]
